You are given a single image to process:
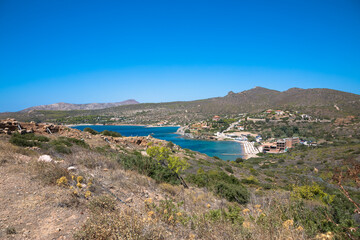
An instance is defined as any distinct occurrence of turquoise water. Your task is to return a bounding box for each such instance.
[72,125,243,160]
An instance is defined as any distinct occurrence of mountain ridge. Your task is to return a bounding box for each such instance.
[1,87,359,123]
[20,99,139,112]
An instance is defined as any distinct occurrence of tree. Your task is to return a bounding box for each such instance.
[146,146,189,187]
[167,156,189,174]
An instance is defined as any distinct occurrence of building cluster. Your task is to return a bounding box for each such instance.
[262,137,300,153]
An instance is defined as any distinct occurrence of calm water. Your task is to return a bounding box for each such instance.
[72,125,243,160]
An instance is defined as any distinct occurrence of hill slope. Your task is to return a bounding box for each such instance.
[1,87,359,123]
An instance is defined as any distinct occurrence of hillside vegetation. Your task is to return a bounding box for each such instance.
[1,87,359,124]
[0,125,359,239]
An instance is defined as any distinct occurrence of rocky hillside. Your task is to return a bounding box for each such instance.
[0,121,359,239]
[1,87,359,123]
[20,99,139,112]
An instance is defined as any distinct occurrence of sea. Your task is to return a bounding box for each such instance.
[71,125,243,161]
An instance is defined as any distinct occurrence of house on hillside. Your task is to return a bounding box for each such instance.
[275,110,284,115]
[212,115,221,121]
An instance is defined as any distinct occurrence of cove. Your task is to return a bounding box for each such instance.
[71,125,243,160]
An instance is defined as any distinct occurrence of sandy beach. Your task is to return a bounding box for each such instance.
[237,140,260,159]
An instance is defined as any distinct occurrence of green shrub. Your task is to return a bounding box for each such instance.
[89,195,116,213]
[187,169,249,204]
[224,166,233,173]
[6,227,16,235]
[241,175,259,185]
[54,145,72,154]
[83,127,99,135]
[205,205,244,225]
[291,184,335,205]
[215,182,249,204]
[101,130,122,137]
[66,137,89,148]
[166,141,174,149]
[9,133,49,147]
[51,138,73,147]
[118,154,180,185]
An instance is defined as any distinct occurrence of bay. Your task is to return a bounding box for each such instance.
[71,125,243,160]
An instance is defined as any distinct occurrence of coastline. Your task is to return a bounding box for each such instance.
[66,123,180,127]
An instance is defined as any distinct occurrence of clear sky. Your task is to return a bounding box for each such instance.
[0,0,359,112]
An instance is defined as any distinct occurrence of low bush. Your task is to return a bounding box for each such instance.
[9,132,49,147]
[187,169,249,204]
[54,145,72,154]
[224,165,233,173]
[117,154,180,185]
[241,175,259,185]
[291,184,334,205]
[101,130,122,137]
[32,161,70,185]
[83,127,99,135]
[6,227,16,235]
[88,195,116,213]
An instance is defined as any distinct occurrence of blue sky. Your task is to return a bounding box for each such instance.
[0,0,359,112]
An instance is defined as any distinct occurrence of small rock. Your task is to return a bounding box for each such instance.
[38,155,52,162]
[67,166,77,171]
[125,197,133,203]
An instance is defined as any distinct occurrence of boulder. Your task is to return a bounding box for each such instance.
[38,155,52,162]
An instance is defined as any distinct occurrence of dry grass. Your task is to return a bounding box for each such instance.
[74,195,170,240]
[30,161,70,185]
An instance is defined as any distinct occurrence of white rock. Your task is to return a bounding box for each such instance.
[67,166,77,171]
[38,155,52,162]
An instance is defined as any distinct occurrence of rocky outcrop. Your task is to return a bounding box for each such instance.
[0,118,69,135]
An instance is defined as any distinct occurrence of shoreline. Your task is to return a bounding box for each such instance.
[69,124,249,161]
[235,140,260,160]
[66,123,180,127]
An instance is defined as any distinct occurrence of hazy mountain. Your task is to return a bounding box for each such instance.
[20,99,139,112]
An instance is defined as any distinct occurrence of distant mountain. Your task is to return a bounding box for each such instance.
[20,99,139,112]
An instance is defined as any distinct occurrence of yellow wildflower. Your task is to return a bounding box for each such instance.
[207,204,211,208]
[84,191,91,198]
[296,226,304,231]
[257,209,262,213]
[164,209,168,214]
[189,233,196,240]
[148,211,155,217]
[144,198,153,204]
[71,175,75,181]
[242,221,252,229]
[168,215,174,221]
[77,176,84,183]
[315,232,333,240]
[254,204,261,208]
[76,182,82,188]
[283,219,294,229]
[176,212,182,216]
[242,208,250,214]
[56,176,68,187]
